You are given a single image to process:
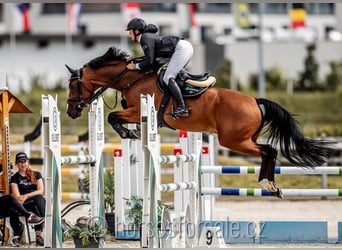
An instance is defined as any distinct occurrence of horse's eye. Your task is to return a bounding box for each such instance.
[69,83,76,90]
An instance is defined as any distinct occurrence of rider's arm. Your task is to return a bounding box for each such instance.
[136,33,156,70]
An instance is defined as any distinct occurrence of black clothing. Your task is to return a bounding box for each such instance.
[10,171,43,195]
[168,78,189,117]
[138,32,180,70]
[10,171,45,232]
[0,195,31,237]
[0,195,31,218]
[15,152,29,162]
[23,195,45,231]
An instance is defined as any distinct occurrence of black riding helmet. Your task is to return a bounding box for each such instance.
[126,18,147,41]
[126,18,146,32]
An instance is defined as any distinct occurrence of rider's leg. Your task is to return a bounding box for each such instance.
[163,40,193,117]
[168,78,189,116]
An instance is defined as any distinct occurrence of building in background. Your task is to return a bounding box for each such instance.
[0,3,341,91]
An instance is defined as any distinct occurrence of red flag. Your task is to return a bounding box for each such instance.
[183,3,196,32]
[67,3,83,33]
[17,3,30,33]
[121,3,141,26]
[188,3,196,27]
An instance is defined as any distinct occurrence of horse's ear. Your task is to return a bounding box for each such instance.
[65,64,76,74]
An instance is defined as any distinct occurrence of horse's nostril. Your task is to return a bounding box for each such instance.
[67,109,81,119]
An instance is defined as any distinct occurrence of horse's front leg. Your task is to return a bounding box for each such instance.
[108,109,141,139]
[258,144,283,199]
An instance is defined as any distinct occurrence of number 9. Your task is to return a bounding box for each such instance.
[206,230,213,245]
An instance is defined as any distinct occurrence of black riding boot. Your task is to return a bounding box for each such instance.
[168,78,189,117]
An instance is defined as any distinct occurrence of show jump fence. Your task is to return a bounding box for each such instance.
[42,95,105,248]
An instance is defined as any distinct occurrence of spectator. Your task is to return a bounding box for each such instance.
[0,194,44,247]
[10,152,45,247]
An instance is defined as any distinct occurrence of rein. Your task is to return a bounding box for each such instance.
[72,67,130,111]
[69,64,154,112]
[120,70,153,91]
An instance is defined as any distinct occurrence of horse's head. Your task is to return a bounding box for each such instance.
[65,64,88,119]
[65,47,130,119]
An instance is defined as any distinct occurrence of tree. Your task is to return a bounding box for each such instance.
[215,59,235,89]
[248,66,287,91]
[296,43,321,91]
[325,60,342,91]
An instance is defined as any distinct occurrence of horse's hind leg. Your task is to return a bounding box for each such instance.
[258,144,283,199]
[218,135,282,198]
[258,145,277,182]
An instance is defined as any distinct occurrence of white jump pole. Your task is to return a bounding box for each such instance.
[42,94,62,248]
[140,94,159,248]
[42,95,105,248]
[140,94,204,248]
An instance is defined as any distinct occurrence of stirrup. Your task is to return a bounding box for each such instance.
[167,106,190,119]
[174,107,189,116]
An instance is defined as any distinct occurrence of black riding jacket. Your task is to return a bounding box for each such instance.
[137,32,180,70]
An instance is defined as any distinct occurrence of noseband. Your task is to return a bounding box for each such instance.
[67,68,87,112]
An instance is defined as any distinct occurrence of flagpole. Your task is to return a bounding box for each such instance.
[9,3,17,76]
[120,25,128,52]
[65,3,72,61]
[258,3,265,98]
[121,3,141,53]
[120,4,128,53]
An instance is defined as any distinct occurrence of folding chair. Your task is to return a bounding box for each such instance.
[0,216,5,245]
[4,215,32,245]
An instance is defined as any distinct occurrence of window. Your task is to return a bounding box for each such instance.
[264,3,287,14]
[139,3,176,12]
[195,3,231,13]
[306,3,334,15]
[0,4,3,22]
[42,3,121,14]
[41,3,65,14]
[249,3,287,14]
[82,4,120,13]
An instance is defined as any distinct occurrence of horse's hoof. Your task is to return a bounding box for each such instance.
[268,181,279,193]
[274,188,284,199]
[129,129,141,139]
[259,179,274,191]
[259,179,283,198]
[271,184,284,199]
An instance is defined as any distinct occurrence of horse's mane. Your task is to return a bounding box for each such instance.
[87,46,130,69]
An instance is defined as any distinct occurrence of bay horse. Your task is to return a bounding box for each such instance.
[66,46,333,198]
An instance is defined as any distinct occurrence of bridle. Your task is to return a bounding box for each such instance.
[67,66,130,113]
[67,61,154,115]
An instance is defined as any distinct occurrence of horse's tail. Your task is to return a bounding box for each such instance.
[256,98,334,167]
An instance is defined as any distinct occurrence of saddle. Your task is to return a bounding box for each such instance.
[156,64,216,128]
[157,64,216,97]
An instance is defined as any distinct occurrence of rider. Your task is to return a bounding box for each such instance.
[125,17,193,117]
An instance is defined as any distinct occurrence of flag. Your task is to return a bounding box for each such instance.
[121,3,141,26]
[16,3,31,33]
[290,3,306,29]
[182,3,196,35]
[235,3,250,28]
[187,3,196,28]
[67,3,83,33]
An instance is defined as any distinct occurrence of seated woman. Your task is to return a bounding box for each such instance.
[10,152,46,247]
[0,194,44,247]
